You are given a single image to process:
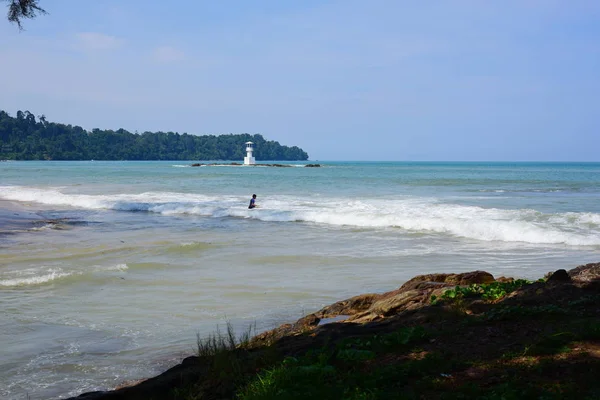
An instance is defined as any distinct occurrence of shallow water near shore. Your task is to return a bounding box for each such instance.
[1,161,600,399]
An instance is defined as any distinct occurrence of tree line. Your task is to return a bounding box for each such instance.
[0,110,309,161]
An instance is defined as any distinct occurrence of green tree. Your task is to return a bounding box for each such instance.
[0,110,310,161]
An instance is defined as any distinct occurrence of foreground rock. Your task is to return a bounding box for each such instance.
[67,262,600,400]
[568,262,600,282]
[251,270,497,345]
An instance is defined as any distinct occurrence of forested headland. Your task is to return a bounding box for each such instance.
[0,110,309,161]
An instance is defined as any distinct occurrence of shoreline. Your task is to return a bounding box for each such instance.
[67,262,600,400]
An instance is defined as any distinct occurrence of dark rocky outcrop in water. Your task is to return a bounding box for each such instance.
[66,262,600,400]
[190,162,292,167]
[190,163,322,167]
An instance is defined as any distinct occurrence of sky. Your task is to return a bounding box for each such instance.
[1,0,599,161]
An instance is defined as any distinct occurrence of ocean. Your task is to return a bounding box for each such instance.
[1,160,599,399]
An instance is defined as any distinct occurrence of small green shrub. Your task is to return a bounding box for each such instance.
[432,279,532,305]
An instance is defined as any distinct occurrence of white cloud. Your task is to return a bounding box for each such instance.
[75,32,123,51]
[153,46,186,63]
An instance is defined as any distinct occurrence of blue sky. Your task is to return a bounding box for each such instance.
[1,0,599,161]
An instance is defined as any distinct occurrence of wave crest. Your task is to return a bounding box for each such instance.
[1,186,599,246]
[0,268,71,287]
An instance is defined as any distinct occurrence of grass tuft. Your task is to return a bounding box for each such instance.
[196,321,255,357]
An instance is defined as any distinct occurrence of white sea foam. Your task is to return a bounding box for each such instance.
[0,268,72,287]
[0,263,128,287]
[102,263,129,272]
[571,213,600,225]
[478,188,565,193]
[1,186,599,246]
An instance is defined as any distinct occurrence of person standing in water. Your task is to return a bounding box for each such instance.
[248,194,257,209]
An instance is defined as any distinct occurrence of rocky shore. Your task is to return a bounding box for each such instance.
[69,262,600,399]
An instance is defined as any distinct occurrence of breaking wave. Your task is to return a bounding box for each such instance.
[0,268,72,287]
[1,186,599,246]
[0,264,128,287]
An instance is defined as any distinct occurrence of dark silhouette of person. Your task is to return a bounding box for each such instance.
[248,194,257,209]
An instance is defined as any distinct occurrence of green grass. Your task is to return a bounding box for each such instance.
[234,311,600,399]
[236,327,433,400]
[579,321,600,340]
[480,304,570,321]
[525,332,576,356]
[337,326,428,352]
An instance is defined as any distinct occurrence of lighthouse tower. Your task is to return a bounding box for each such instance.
[244,141,256,165]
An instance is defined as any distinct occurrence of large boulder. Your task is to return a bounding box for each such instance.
[251,271,499,340]
[546,269,572,283]
[568,263,600,283]
[345,271,497,323]
[313,293,381,319]
[293,314,320,330]
[399,271,495,291]
[349,289,427,322]
[250,293,381,346]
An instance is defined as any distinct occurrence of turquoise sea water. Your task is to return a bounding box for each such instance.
[1,161,600,399]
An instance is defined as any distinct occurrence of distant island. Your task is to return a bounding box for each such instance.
[0,110,309,161]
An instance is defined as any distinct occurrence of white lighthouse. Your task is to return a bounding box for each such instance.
[244,141,256,165]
